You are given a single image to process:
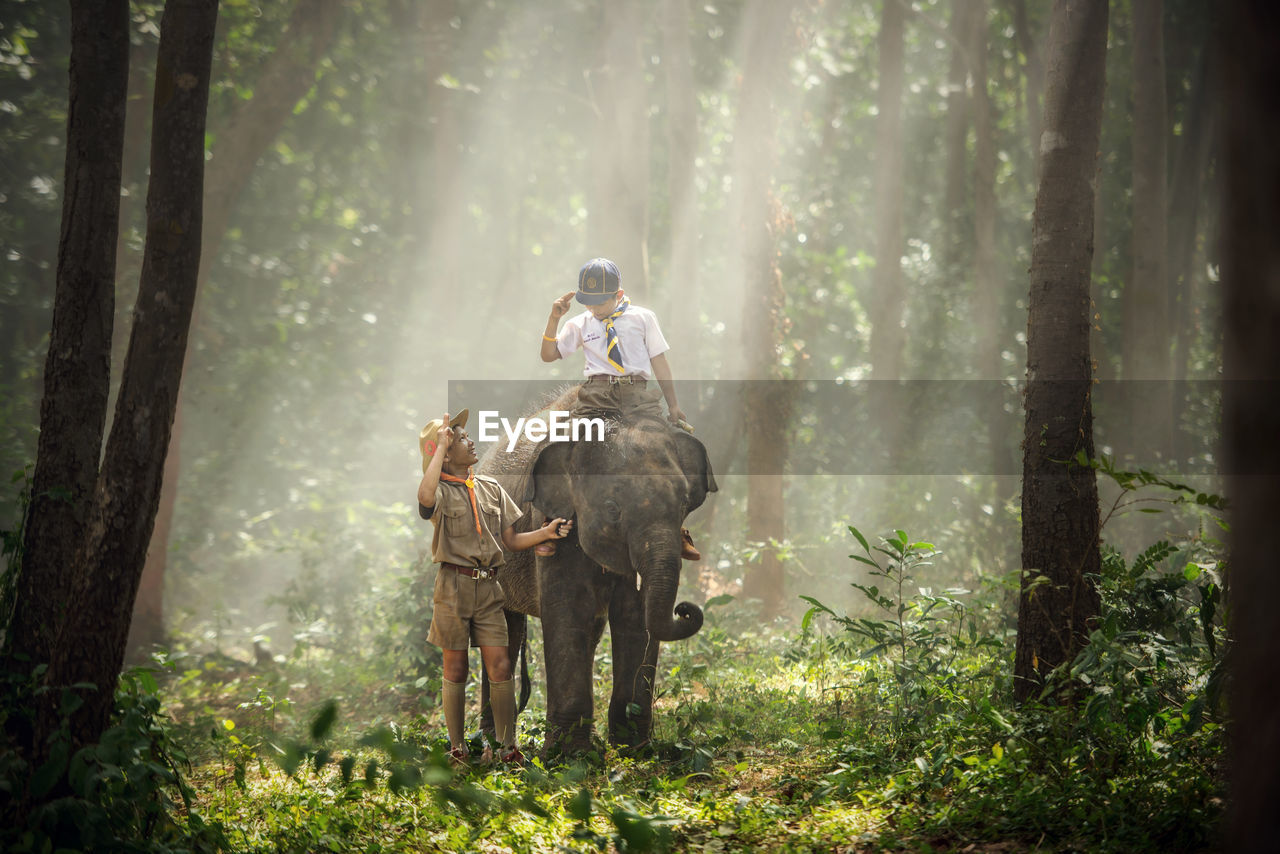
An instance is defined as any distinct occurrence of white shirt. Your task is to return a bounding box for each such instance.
[556,304,669,379]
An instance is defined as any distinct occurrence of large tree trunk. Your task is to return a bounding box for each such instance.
[867,0,907,381]
[4,0,130,680]
[1222,4,1280,848]
[37,0,219,760]
[735,0,793,618]
[128,0,344,657]
[587,0,650,299]
[1014,0,1108,705]
[1120,0,1172,458]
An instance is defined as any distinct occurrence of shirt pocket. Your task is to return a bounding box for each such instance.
[439,502,476,539]
[481,507,502,543]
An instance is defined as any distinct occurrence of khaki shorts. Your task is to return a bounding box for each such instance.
[426,566,509,650]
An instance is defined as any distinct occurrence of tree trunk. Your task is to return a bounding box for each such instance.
[942,0,977,273]
[735,0,794,618]
[4,0,130,680]
[867,0,907,381]
[970,1,1010,477]
[1168,45,1215,460]
[128,0,344,658]
[1222,3,1280,849]
[1014,0,1108,705]
[661,0,699,354]
[38,0,219,759]
[1011,0,1046,179]
[1120,0,1172,458]
[587,0,650,299]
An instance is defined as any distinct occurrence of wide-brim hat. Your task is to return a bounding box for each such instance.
[419,409,469,472]
[575,257,621,305]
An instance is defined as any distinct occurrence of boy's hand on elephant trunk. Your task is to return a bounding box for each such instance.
[543,518,573,541]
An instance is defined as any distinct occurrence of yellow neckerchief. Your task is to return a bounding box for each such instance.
[439,469,481,534]
[603,296,630,373]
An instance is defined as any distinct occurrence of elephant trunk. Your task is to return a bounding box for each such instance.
[636,538,703,642]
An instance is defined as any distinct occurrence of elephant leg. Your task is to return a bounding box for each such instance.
[480,610,527,741]
[540,566,610,755]
[607,578,660,749]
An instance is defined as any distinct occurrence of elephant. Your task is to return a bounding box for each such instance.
[475,386,717,754]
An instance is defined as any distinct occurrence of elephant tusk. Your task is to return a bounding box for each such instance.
[635,573,642,592]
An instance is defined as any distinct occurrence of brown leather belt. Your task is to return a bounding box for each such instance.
[585,374,646,385]
[443,562,498,579]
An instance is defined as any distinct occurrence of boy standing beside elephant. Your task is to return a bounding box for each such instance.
[538,257,700,561]
[417,409,572,766]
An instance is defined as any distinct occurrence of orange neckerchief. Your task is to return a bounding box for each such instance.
[439,469,481,534]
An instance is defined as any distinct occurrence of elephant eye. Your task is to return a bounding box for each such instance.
[603,499,622,521]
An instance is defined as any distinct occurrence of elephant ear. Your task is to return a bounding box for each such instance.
[674,432,718,512]
[526,440,575,519]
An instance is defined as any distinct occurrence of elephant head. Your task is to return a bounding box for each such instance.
[525,421,716,642]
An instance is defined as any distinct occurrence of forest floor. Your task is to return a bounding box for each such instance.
[151,603,1222,854]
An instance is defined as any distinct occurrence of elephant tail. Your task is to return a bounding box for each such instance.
[517,616,532,714]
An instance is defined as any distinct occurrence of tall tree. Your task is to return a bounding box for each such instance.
[4,0,130,679]
[736,0,794,618]
[35,0,219,760]
[866,0,907,381]
[1120,0,1173,457]
[1221,2,1280,848]
[1014,0,1108,705]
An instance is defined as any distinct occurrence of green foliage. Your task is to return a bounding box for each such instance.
[1,667,230,853]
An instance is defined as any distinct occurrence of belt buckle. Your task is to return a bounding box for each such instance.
[476,566,496,580]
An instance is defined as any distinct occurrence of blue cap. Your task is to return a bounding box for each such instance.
[576,258,621,305]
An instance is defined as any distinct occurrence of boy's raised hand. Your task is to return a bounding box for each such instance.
[435,412,454,456]
[550,291,575,319]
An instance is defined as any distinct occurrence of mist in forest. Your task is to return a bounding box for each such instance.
[0,0,1221,657]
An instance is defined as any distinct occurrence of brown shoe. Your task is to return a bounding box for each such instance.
[680,528,700,562]
[535,541,556,557]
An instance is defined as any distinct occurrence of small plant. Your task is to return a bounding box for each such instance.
[802,526,998,747]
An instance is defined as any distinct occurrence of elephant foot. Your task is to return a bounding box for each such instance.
[543,717,597,760]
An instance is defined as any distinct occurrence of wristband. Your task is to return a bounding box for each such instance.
[542,334,557,342]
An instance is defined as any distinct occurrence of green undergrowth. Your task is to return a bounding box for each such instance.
[2,465,1227,851]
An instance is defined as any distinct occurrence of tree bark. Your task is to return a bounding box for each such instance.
[736,0,794,619]
[38,0,219,759]
[1221,3,1280,849]
[1014,0,1108,705]
[867,0,907,381]
[4,0,130,680]
[587,0,650,299]
[1120,0,1172,458]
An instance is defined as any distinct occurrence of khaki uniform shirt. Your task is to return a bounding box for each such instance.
[419,474,522,568]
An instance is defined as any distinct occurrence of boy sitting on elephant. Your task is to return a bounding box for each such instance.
[537,257,700,561]
[417,409,572,766]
